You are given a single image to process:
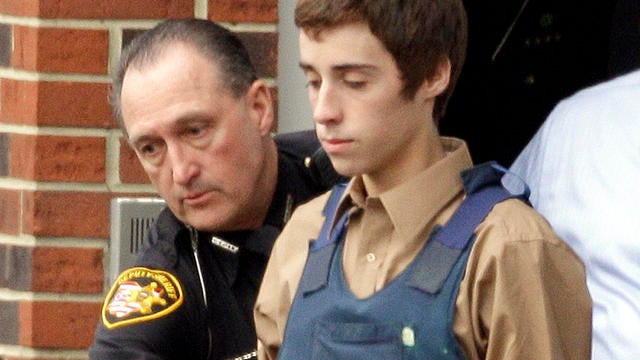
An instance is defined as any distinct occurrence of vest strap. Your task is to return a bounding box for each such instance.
[311,183,348,251]
[407,185,512,294]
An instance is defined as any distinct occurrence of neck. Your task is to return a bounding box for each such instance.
[246,138,280,229]
[363,125,445,197]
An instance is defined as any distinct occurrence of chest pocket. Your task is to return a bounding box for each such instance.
[311,321,410,360]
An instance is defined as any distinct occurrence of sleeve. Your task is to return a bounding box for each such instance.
[88,265,195,360]
[253,224,304,360]
[454,202,592,360]
[254,194,329,360]
[89,320,168,360]
[90,209,198,360]
[508,96,578,208]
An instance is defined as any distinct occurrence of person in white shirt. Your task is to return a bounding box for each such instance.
[510,68,640,359]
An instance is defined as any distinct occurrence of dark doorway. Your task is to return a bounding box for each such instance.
[440,0,639,166]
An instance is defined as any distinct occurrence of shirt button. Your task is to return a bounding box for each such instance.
[366,253,376,262]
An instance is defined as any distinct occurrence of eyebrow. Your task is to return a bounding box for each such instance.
[128,113,213,146]
[129,133,157,149]
[299,62,378,73]
[173,114,213,128]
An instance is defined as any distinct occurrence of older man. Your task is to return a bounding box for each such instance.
[90,19,342,360]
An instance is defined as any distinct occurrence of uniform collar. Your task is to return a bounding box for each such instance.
[208,143,320,257]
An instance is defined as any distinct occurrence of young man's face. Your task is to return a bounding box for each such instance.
[120,42,274,231]
[299,22,442,193]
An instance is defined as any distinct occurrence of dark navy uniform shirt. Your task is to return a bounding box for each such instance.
[89,130,345,360]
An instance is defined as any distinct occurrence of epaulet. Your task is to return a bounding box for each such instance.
[305,148,349,188]
[274,130,348,187]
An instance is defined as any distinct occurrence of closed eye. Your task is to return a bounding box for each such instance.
[177,118,213,142]
[342,79,367,89]
[305,79,321,90]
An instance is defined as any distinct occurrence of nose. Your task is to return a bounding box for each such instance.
[312,83,341,125]
[167,144,200,186]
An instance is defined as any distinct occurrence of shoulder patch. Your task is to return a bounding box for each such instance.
[101,267,184,329]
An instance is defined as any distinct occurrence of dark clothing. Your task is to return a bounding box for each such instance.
[90,131,344,360]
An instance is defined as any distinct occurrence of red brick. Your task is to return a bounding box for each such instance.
[37,81,115,128]
[209,0,278,23]
[12,26,108,74]
[3,358,78,360]
[31,247,103,294]
[0,189,20,235]
[23,191,111,238]
[34,135,106,182]
[119,138,150,184]
[0,0,38,17]
[37,0,193,19]
[19,301,101,349]
[0,79,115,127]
[270,87,279,131]
[9,134,106,182]
[8,134,36,180]
[237,32,278,78]
[0,0,193,18]
[0,79,38,125]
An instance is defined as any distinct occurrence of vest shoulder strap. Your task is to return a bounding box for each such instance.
[408,161,530,294]
[310,183,348,251]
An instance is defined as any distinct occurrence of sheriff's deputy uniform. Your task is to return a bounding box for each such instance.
[90,131,344,360]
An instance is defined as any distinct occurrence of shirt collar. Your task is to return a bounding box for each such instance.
[339,137,473,239]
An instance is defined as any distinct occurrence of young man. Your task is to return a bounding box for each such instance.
[254,1,592,359]
[89,19,343,360]
[510,68,640,359]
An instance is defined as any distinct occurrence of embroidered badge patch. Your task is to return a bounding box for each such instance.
[101,267,184,329]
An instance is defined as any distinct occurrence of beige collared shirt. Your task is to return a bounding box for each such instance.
[255,137,591,360]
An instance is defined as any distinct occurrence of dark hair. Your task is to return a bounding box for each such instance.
[110,19,258,130]
[295,0,467,120]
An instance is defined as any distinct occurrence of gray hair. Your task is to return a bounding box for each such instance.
[110,18,258,132]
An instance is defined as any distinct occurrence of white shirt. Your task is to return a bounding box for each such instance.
[510,69,640,359]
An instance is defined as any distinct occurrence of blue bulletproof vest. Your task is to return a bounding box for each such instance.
[277,162,528,360]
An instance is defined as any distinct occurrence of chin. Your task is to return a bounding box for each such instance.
[332,163,361,178]
[187,213,223,231]
[175,209,221,232]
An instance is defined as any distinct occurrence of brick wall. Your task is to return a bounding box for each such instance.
[0,1,278,358]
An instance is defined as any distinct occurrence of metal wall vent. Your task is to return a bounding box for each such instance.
[109,197,166,283]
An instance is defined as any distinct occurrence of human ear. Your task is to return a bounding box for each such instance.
[246,80,275,136]
[418,57,451,100]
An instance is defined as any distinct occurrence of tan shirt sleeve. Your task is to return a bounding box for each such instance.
[254,193,329,360]
[454,200,592,360]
